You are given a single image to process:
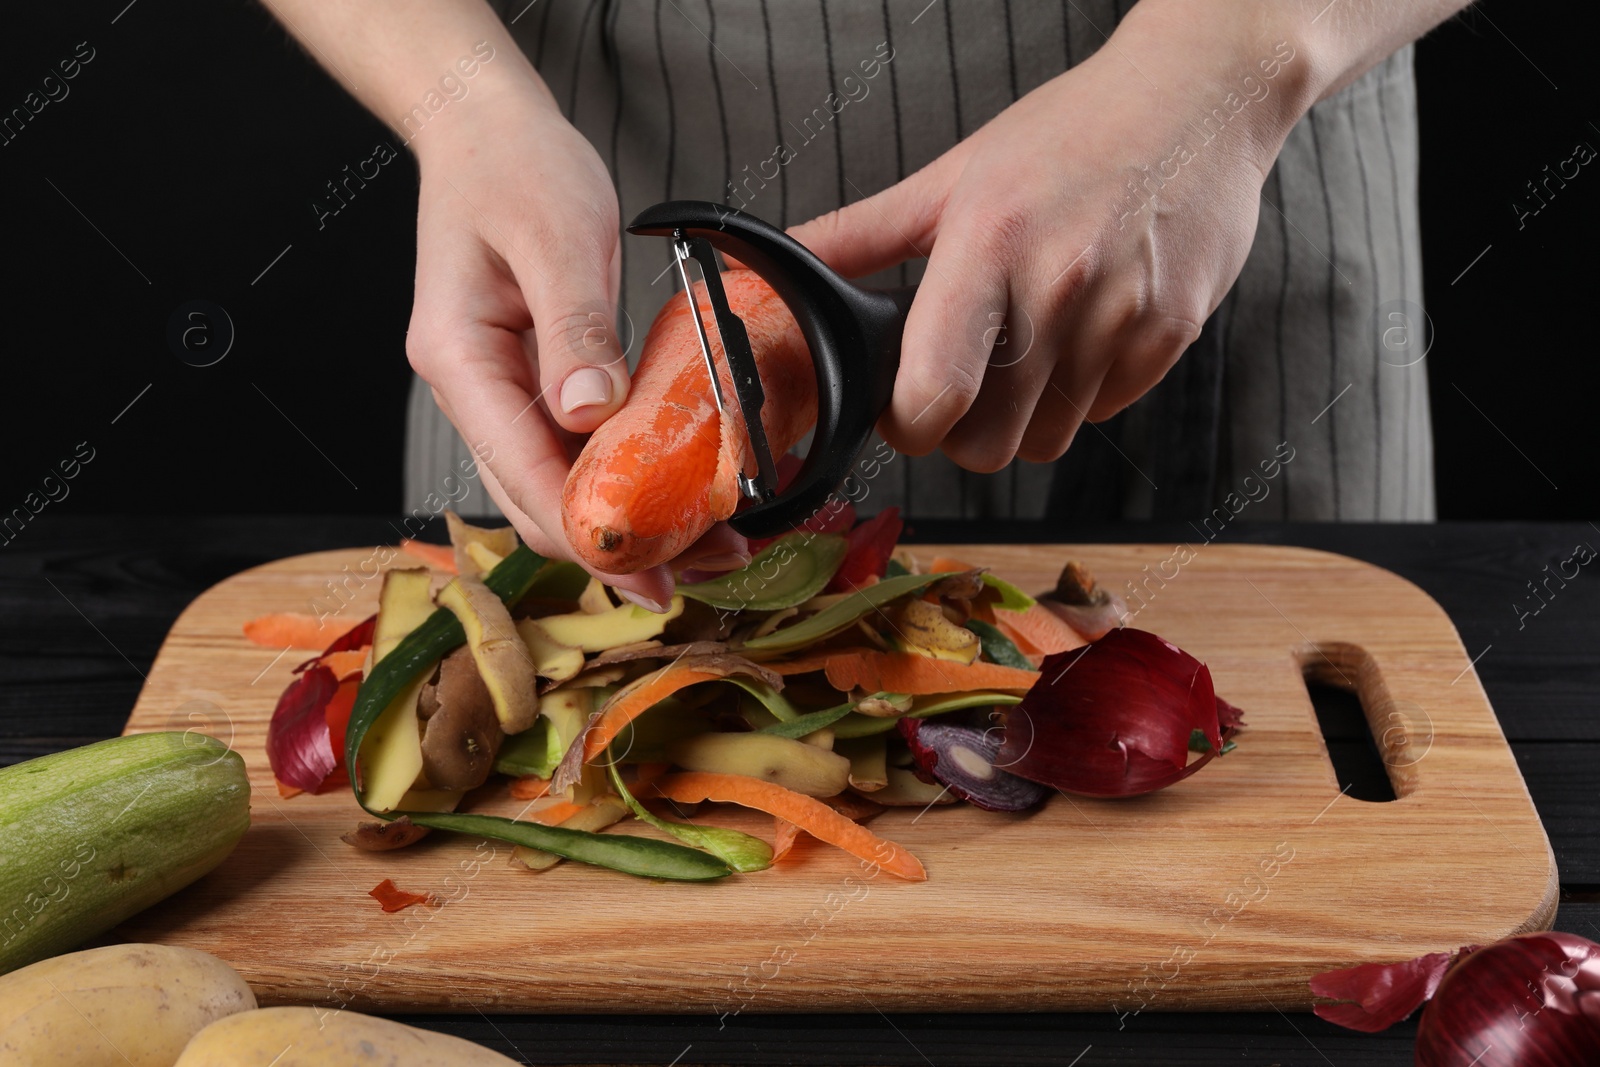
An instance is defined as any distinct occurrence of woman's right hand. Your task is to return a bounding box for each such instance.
[405,81,740,608]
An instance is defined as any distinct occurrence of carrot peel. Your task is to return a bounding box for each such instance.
[551,655,781,792]
[369,878,432,912]
[244,612,364,651]
[646,771,927,882]
[399,539,458,572]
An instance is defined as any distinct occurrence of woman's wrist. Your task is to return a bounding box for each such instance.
[1105,0,1324,179]
[406,46,563,171]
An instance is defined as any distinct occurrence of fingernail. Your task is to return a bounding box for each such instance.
[617,588,669,614]
[560,367,612,414]
[692,551,753,572]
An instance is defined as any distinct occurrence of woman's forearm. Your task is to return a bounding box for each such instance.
[1100,0,1470,181]
[259,0,557,157]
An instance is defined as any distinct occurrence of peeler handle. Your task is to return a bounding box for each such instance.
[628,200,914,539]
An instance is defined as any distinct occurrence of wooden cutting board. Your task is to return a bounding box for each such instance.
[117,544,1555,1015]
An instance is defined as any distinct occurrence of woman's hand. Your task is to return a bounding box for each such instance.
[789,0,1316,472]
[406,82,743,608]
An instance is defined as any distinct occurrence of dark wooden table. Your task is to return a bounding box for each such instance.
[5,516,1595,1066]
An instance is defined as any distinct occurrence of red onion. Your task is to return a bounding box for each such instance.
[293,612,376,673]
[266,664,340,792]
[1312,932,1600,1065]
[323,613,376,653]
[898,718,1049,812]
[825,507,904,593]
[996,628,1241,797]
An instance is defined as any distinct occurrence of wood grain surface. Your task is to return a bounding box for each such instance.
[116,543,1556,1015]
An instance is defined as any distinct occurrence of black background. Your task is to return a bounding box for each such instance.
[1,1,1593,524]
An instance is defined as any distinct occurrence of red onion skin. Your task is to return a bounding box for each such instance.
[323,613,376,654]
[1311,951,1456,1032]
[898,718,1049,812]
[267,664,340,792]
[292,612,377,673]
[825,507,903,594]
[997,629,1234,797]
[1415,933,1600,1067]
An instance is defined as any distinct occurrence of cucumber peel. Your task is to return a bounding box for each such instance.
[404,811,731,881]
[742,571,953,653]
[492,718,559,778]
[967,618,1034,669]
[723,676,806,722]
[606,760,772,873]
[676,533,848,611]
[345,546,731,881]
[980,573,1036,611]
[756,703,854,739]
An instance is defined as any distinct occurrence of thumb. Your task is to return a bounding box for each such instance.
[787,150,960,278]
[522,238,632,435]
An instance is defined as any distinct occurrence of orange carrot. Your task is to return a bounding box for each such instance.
[772,818,802,861]
[820,650,1040,695]
[578,665,725,764]
[400,539,457,573]
[767,653,836,677]
[318,648,369,681]
[646,772,926,881]
[523,799,586,826]
[510,776,552,800]
[562,270,816,573]
[928,556,979,574]
[773,794,885,861]
[324,675,362,770]
[631,762,673,789]
[995,603,1090,656]
[369,878,432,912]
[243,612,364,650]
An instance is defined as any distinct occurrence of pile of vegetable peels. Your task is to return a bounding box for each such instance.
[254,509,1243,883]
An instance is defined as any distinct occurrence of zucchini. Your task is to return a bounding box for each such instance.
[0,733,250,974]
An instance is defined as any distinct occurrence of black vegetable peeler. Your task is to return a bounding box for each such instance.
[627,200,916,539]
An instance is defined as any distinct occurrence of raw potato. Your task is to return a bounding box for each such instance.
[891,599,980,664]
[666,732,851,797]
[838,735,888,792]
[859,764,957,806]
[536,596,685,652]
[174,1006,516,1066]
[0,944,255,1066]
[436,575,540,734]
[514,618,584,685]
[444,511,519,579]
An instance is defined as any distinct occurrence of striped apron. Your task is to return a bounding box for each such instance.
[408,0,1433,524]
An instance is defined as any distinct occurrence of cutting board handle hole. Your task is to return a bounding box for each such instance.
[1300,644,1420,802]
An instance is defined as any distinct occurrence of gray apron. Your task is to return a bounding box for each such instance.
[409,0,1433,524]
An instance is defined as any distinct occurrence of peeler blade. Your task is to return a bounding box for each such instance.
[671,232,781,503]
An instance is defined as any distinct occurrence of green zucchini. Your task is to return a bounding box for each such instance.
[0,733,250,974]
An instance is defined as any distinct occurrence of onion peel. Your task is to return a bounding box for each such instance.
[826,507,904,593]
[1312,932,1600,1065]
[996,628,1242,797]
[266,664,342,794]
